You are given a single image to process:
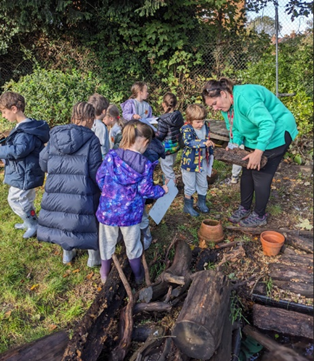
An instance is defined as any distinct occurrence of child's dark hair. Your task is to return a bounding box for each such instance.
[0,92,25,112]
[71,102,95,128]
[162,92,177,113]
[119,120,153,149]
[185,104,207,123]
[129,81,147,99]
[88,93,109,117]
[202,77,234,102]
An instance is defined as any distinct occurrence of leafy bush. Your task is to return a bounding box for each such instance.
[2,68,112,126]
[237,32,313,136]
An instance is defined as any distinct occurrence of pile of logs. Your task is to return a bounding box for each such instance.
[1,231,313,361]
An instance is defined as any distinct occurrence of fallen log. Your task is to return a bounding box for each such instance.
[214,147,268,168]
[253,304,314,340]
[62,256,130,361]
[285,233,313,254]
[133,302,172,315]
[268,263,313,297]
[243,325,308,361]
[172,270,231,360]
[0,331,68,361]
[279,252,313,267]
[210,298,232,361]
[139,239,192,303]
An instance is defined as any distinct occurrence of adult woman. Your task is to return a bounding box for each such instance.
[202,78,298,227]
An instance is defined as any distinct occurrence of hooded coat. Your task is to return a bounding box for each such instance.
[96,148,165,227]
[0,119,50,190]
[155,110,184,155]
[37,124,102,251]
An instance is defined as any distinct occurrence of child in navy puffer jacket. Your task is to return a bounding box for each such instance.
[0,91,50,239]
[96,120,168,284]
[37,102,102,267]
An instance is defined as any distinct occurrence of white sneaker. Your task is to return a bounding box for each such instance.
[231,176,239,184]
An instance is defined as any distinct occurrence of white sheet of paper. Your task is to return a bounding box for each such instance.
[149,179,178,225]
[207,154,214,177]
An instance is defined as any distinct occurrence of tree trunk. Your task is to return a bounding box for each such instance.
[62,256,130,361]
[214,148,268,168]
[243,325,308,361]
[253,304,314,339]
[172,270,231,360]
[0,331,68,361]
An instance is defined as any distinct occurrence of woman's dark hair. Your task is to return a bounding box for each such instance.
[202,77,234,102]
[162,92,177,113]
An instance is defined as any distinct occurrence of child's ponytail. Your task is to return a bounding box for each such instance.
[119,120,153,149]
[162,92,177,113]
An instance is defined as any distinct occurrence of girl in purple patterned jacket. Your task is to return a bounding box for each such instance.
[96,120,168,284]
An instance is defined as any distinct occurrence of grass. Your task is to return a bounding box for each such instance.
[0,176,98,353]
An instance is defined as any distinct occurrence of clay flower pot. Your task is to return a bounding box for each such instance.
[260,231,285,256]
[198,219,224,244]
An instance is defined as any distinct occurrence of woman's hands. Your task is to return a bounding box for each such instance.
[242,149,263,170]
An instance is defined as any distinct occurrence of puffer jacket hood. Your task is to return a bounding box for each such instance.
[49,124,95,155]
[158,110,184,127]
[15,119,50,144]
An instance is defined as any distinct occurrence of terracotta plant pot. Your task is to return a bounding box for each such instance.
[260,231,285,257]
[198,219,224,244]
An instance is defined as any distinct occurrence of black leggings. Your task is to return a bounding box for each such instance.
[240,131,292,216]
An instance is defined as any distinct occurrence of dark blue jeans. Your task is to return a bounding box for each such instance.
[240,131,292,217]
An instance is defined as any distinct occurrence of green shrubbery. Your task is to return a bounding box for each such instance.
[237,32,313,136]
[2,68,115,127]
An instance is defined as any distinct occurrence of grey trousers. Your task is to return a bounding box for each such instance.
[8,186,36,218]
[160,153,178,181]
[99,223,142,260]
[181,159,208,196]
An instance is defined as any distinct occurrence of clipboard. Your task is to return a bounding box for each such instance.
[149,179,178,225]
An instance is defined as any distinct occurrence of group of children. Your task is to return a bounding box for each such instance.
[0,81,215,284]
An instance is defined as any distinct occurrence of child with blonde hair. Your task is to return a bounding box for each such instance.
[120,81,153,122]
[181,104,215,217]
[96,120,168,284]
[156,92,184,184]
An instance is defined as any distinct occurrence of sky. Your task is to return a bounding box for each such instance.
[247,0,310,36]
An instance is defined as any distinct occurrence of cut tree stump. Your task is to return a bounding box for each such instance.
[0,331,68,361]
[253,304,314,339]
[62,256,131,361]
[214,147,268,168]
[243,325,308,361]
[172,270,231,360]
